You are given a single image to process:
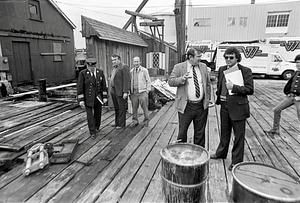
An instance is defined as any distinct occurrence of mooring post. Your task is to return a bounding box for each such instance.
[38,78,47,102]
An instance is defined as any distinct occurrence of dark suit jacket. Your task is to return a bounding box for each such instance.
[111,64,131,96]
[77,68,107,107]
[283,71,300,95]
[216,64,254,121]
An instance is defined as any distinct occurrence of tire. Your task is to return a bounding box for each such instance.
[282,70,294,80]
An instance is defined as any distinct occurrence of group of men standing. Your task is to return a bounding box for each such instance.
[77,54,151,138]
[77,47,299,172]
[169,47,254,171]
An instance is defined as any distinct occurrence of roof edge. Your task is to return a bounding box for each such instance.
[48,0,76,29]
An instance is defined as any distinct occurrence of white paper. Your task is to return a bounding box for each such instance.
[97,96,104,105]
[224,70,244,95]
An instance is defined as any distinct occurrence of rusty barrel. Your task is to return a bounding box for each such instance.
[160,143,209,203]
[232,162,300,203]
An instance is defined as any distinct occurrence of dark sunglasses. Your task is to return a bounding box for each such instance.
[224,56,235,60]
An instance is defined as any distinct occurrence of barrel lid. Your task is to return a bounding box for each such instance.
[160,143,209,166]
[232,162,300,202]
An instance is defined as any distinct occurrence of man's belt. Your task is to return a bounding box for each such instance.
[187,99,203,104]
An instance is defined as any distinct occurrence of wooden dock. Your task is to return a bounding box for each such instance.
[0,79,300,203]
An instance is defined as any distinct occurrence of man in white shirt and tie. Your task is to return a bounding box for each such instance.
[168,48,211,147]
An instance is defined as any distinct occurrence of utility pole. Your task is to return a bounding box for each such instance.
[174,0,186,63]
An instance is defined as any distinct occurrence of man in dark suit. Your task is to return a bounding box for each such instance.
[110,54,131,129]
[168,48,211,147]
[210,47,254,171]
[77,58,107,138]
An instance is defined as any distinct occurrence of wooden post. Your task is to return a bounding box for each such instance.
[38,79,47,102]
[123,0,149,30]
[174,0,186,63]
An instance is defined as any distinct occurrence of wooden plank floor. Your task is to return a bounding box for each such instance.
[0,79,300,203]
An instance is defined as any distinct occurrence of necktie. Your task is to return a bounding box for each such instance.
[192,65,200,98]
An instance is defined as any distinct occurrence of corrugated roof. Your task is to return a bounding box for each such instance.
[82,16,148,47]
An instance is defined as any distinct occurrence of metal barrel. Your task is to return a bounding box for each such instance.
[160,143,209,203]
[232,162,300,203]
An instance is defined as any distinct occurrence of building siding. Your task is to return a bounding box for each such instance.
[188,1,300,42]
[0,0,75,86]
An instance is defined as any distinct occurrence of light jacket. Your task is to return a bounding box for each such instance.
[130,66,151,94]
[168,61,211,113]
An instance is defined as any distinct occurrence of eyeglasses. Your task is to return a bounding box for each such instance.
[224,56,235,60]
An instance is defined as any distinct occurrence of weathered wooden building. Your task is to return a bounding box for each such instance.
[81,16,178,79]
[0,0,76,86]
[81,16,148,80]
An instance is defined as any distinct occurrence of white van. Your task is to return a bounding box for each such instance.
[215,44,297,79]
[266,37,300,62]
[186,40,218,67]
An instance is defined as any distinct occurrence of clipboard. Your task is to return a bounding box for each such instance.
[224,66,244,95]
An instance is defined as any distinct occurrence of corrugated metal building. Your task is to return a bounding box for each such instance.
[188,1,300,42]
[0,0,76,86]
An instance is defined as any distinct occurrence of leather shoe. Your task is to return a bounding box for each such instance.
[265,130,279,139]
[130,122,139,127]
[228,164,235,171]
[210,154,224,159]
[90,133,96,139]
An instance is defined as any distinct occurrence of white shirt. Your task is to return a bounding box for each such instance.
[186,62,204,101]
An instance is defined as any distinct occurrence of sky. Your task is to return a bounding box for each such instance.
[54,0,291,49]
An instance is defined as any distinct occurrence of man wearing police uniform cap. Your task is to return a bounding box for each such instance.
[77,57,107,138]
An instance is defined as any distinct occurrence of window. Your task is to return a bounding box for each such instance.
[193,18,211,27]
[266,11,290,33]
[239,17,248,27]
[228,17,236,26]
[271,54,283,62]
[266,15,277,27]
[28,0,41,21]
[53,43,62,62]
[266,12,289,27]
[277,14,289,27]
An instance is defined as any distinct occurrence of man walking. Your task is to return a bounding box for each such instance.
[130,56,151,127]
[110,54,131,129]
[210,47,254,171]
[77,58,107,138]
[266,54,300,137]
[168,48,211,148]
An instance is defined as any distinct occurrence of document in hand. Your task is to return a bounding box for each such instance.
[97,96,104,105]
[224,67,244,95]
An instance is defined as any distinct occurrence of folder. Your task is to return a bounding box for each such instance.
[224,67,244,95]
[97,95,104,105]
